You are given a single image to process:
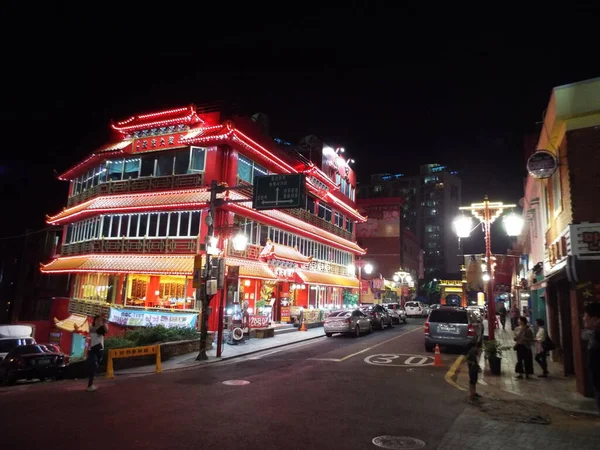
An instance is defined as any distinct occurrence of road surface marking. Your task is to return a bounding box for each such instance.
[444,355,466,391]
[305,326,424,363]
[364,353,434,367]
[338,326,423,362]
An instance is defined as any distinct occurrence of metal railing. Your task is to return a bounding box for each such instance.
[67,173,205,207]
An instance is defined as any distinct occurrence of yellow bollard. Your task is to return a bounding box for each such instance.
[155,345,162,374]
[105,350,115,379]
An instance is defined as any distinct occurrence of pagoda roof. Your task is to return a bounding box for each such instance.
[111,105,205,134]
[41,254,277,280]
[58,140,133,180]
[47,188,211,225]
[259,240,313,264]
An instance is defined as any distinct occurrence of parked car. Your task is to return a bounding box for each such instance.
[383,303,407,324]
[0,325,36,362]
[360,304,393,330]
[404,301,429,317]
[0,344,69,385]
[424,306,483,352]
[324,309,372,337]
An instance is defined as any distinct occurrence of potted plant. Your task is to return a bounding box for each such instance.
[483,339,511,375]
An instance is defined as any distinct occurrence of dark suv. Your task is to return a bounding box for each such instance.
[424,307,482,352]
[360,304,393,330]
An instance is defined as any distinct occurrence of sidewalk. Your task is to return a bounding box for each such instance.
[453,327,598,416]
[114,327,326,376]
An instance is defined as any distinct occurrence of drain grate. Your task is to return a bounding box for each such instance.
[372,435,426,449]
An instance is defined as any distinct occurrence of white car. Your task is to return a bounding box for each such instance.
[383,303,407,324]
[404,301,429,317]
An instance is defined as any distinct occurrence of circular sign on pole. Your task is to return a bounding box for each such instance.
[527,150,557,179]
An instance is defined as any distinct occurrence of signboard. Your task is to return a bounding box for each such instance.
[108,308,198,329]
[193,254,205,288]
[571,223,600,259]
[527,150,557,179]
[252,174,305,210]
[248,315,270,329]
[301,309,321,324]
[133,131,189,153]
[280,306,291,323]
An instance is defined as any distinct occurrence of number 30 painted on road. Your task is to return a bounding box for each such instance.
[364,353,434,366]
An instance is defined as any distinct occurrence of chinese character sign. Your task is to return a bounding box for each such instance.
[108,308,197,329]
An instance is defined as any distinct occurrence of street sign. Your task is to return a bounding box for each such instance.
[526,150,557,179]
[252,174,305,210]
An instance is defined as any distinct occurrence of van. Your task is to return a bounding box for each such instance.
[0,325,36,361]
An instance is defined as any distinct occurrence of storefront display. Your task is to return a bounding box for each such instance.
[108,307,197,328]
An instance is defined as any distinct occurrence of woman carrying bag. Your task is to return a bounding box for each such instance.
[514,316,535,379]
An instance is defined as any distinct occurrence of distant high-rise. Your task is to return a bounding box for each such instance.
[357,164,462,279]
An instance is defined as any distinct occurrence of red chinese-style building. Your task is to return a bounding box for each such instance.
[41,104,366,343]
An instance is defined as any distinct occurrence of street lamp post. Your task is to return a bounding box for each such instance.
[393,270,413,306]
[351,259,373,306]
[453,196,523,341]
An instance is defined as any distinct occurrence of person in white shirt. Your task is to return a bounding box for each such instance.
[534,318,549,377]
[86,315,108,392]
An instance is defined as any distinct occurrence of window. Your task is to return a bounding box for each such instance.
[318,203,332,222]
[346,220,354,233]
[190,147,206,172]
[156,154,174,176]
[107,160,124,181]
[123,158,140,179]
[237,154,267,184]
[334,212,344,228]
[173,149,190,175]
[306,195,315,214]
[140,155,156,177]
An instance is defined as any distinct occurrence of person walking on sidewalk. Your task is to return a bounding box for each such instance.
[510,305,520,331]
[86,315,108,392]
[534,318,549,377]
[514,316,534,379]
[498,304,507,330]
[582,303,600,415]
[466,342,481,403]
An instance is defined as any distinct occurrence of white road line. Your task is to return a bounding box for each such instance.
[338,326,424,362]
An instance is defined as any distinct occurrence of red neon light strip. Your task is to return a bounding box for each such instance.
[232,130,297,173]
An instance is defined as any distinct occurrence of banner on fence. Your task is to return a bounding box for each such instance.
[108,308,197,329]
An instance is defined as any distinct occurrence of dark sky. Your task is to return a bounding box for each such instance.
[2,3,599,256]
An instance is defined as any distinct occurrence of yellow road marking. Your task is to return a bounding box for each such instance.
[444,355,466,391]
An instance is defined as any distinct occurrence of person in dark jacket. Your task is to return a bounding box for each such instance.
[498,304,507,330]
[582,302,600,415]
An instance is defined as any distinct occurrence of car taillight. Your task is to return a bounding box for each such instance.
[424,321,430,334]
[467,324,475,337]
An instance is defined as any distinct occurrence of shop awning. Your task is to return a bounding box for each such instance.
[53,314,89,333]
[296,271,359,288]
[41,254,195,275]
[259,241,313,264]
[47,188,211,224]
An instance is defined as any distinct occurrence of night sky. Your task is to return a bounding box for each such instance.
[2,4,599,256]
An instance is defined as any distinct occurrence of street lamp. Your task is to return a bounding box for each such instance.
[393,270,413,306]
[455,196,523,340]
[232,232,248,252]
[351,259,373,306]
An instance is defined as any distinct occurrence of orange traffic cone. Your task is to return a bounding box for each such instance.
[433,344,444,367]
[299,320,307,332]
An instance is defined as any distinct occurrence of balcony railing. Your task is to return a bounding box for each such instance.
[67,173,205,207]
[60,237,198,256]
[284,208,354,241]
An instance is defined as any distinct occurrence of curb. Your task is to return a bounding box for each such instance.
[114,333,327,376]
[444,355,466,392]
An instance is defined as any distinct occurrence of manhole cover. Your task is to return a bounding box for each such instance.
[222,380,250,386]
[372,435,425,449]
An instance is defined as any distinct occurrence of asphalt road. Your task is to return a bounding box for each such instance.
[0,319,468,450]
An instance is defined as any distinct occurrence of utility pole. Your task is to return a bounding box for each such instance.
[196,180,218,361]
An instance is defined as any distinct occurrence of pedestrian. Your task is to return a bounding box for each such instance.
[510,305,520,331]
[86,315,108,392]
[466,342,481,403]
[498,304,507,330]
[534,318,549,377]
[582,302,600,416]
[514,316,534,379]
